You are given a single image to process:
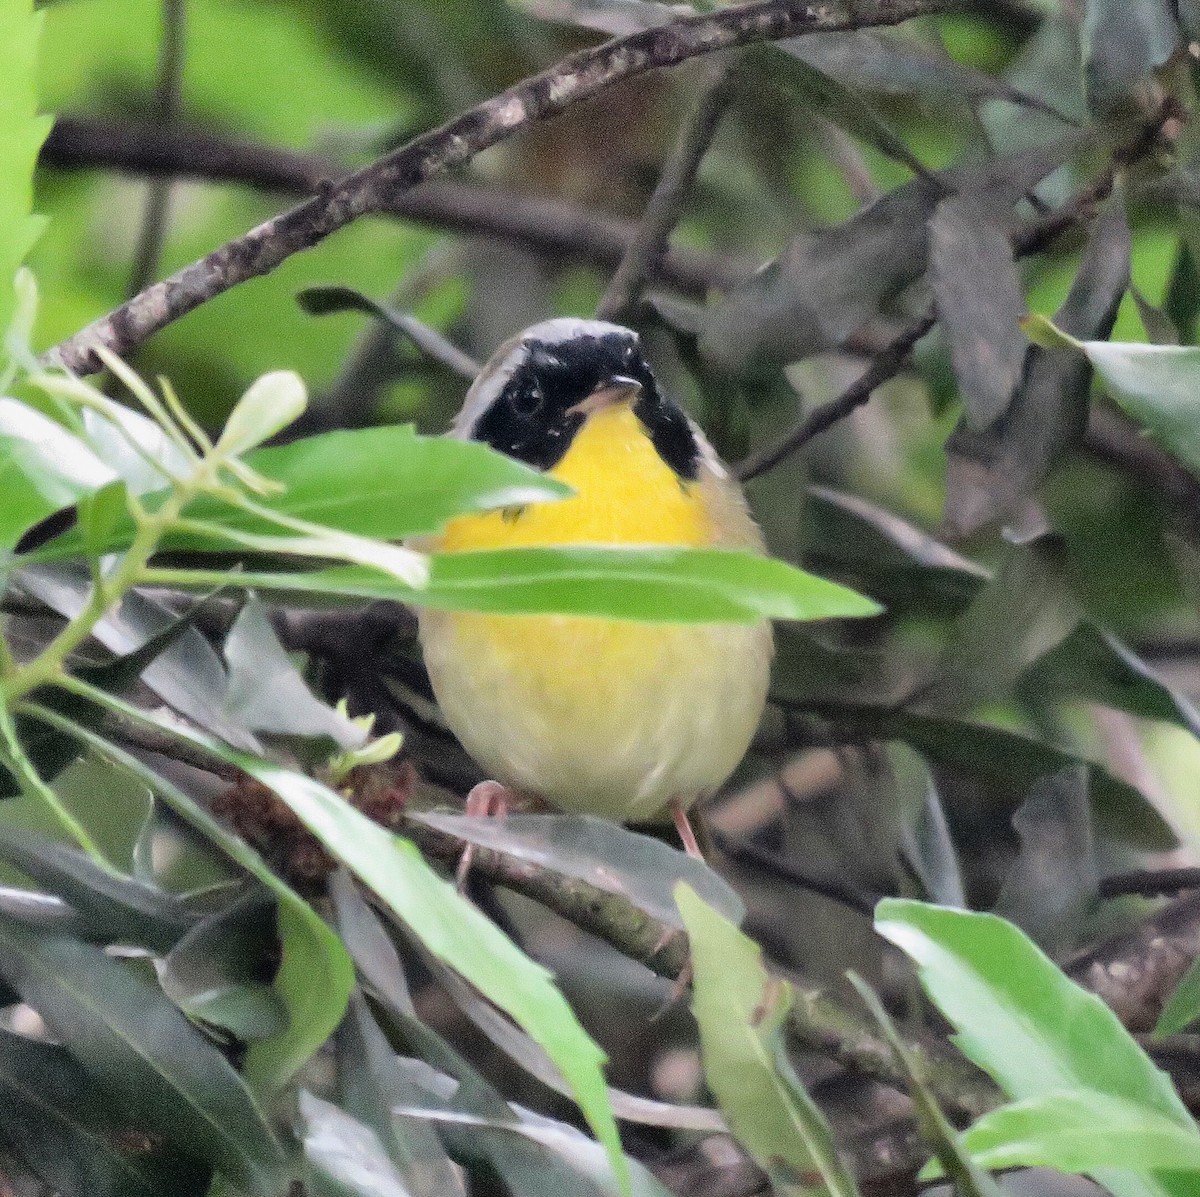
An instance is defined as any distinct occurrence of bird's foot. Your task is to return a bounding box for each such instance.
[670,798,705,861]
[456,780,512,892]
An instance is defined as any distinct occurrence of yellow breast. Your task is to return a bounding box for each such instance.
[419,404,772,822]
[436,404,715,551]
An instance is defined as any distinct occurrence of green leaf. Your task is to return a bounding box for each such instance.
[0,398,116,550]
[160,890,288,1041]
[953,1090,1200,1175]
[38,424,573,559]
[18,700,355,1097]
[41,684,627,1193]
[150,545,883,625]
[0,918,284,1194]
[0,0,51,333]
[0,1027,203,1197]
[1082,342,1200,479]
[848,974,1002,1197]
[876,899,1195,1197]
[676,883,862,1197]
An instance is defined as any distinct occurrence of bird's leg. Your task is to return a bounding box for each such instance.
[670,798,705,861]
[456,780,511,892]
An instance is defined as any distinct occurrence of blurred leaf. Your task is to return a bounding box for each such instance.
[21,701,355,1097]
[781,28,1072,117]
[299,1090,414,1197]
[992,768,1096,953]
[0,1027,202,1197]
[800,699,1175,850]
[1082,340,1200,479]
[803,486,987,617]
[1081,0,1179,118]
[749,47,932,181]
[923,534,1077,715]
[0,0,51,333]
[160,889,287,1041]
[848,975,1003,1197]
[0,398,114,551]
[157,546,883,624]
[952,1090,1200,1176]
[15,563,260,752]
[1020,622,1200,738]
[676,883,861,1197]
[409,812,743,929]
[0,824,195,953]
[0,917,284,1195]
[944,195,1130,535]
[1131,284,1181,345]
[222,595,363,748]
[701,178,939,373]
[877,899,1195,1197]
[77,480,129,560]
[929,193,1026,430]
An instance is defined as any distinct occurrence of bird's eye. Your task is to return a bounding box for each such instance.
[509,381,544,417]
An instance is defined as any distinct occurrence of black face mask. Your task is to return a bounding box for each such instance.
[471,331,700,480]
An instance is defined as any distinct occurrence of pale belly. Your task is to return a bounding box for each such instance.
[419,608,772,823]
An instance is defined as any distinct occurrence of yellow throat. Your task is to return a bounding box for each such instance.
[435,403,714,551]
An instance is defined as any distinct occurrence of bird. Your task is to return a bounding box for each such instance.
[417,317,773,858]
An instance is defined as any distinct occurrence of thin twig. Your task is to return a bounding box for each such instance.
[125,0,186,301]
[46,0,952,374]
[597,61,740,322]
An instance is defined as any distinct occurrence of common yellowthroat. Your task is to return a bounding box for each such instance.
[418,319,772,854]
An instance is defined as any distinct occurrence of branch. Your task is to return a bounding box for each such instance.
[596,60,739,322]
[40,115,754,298]
[46,0,951,373]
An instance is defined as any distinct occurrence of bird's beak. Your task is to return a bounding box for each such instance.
[566,375,642,418]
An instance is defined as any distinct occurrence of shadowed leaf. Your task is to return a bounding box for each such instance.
[0,918,284,1194]
[929,193,1027,430]
[944,196,1130,535]
[1081,0,1179,118]
[0,1027,204,1197]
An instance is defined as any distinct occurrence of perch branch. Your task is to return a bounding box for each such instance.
[46,0,951,373]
